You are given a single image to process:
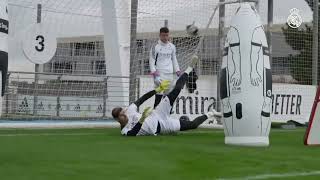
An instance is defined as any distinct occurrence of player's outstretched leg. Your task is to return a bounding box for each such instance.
[167,56,198,106]
[180,115,207,131]
[180,109,222,131]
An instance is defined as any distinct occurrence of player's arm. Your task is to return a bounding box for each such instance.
[149,45,157,73]
[171,45,181,76]
[126,122,143,136]
[126,107,152,136]
[149,45,161,85]
[134,80,171,107]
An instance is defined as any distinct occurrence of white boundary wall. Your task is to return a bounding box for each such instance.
[138,76,316,125]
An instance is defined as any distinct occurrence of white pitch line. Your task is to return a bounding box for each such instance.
[217,171,320,180]
[0,132,106,137]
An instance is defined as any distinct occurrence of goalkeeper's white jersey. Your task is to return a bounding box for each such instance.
[121,104,142,135]
[149,40,180,74]
[138,96,181,136]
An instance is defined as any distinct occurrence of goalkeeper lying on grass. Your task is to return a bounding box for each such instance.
[111,57,222,136]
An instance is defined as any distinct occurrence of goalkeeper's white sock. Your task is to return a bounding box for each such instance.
[206,109,222,119]
[184,54,199,74]
[206,111,214,119]
[184,67,193,74]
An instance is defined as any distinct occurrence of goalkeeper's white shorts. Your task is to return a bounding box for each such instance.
[137,96,180,135]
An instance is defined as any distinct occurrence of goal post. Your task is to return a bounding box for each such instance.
[128,0,222,126]
[304,85,320,146]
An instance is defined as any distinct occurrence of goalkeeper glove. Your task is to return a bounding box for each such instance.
[139,107,152,123]
[151,71,162,86]
[154,76,162,86]
[150,71,160,77]
[155,80,170,93]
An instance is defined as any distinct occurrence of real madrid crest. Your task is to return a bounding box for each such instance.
[287,8,302,28]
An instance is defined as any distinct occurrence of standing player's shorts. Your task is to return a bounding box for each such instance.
[138,96,181,135]
[154,72,177,95]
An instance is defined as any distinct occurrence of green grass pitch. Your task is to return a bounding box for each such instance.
[0,128,319,180]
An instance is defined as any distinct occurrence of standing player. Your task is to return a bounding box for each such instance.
[149,27,181,108]
[112,59,222,136]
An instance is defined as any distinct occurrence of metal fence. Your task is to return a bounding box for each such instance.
[2,71,129,120]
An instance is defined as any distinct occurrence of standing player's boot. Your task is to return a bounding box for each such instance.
[187,68,198,93]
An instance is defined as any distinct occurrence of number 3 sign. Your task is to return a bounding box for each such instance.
[22,23,57,64]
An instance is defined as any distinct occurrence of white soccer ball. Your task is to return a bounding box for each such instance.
[186,22,199,36]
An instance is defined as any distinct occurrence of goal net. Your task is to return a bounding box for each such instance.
[4,0,225,122]
[129,0,248,125]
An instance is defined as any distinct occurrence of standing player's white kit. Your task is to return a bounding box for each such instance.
[220,3,272,146]
[0,0,9,116]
